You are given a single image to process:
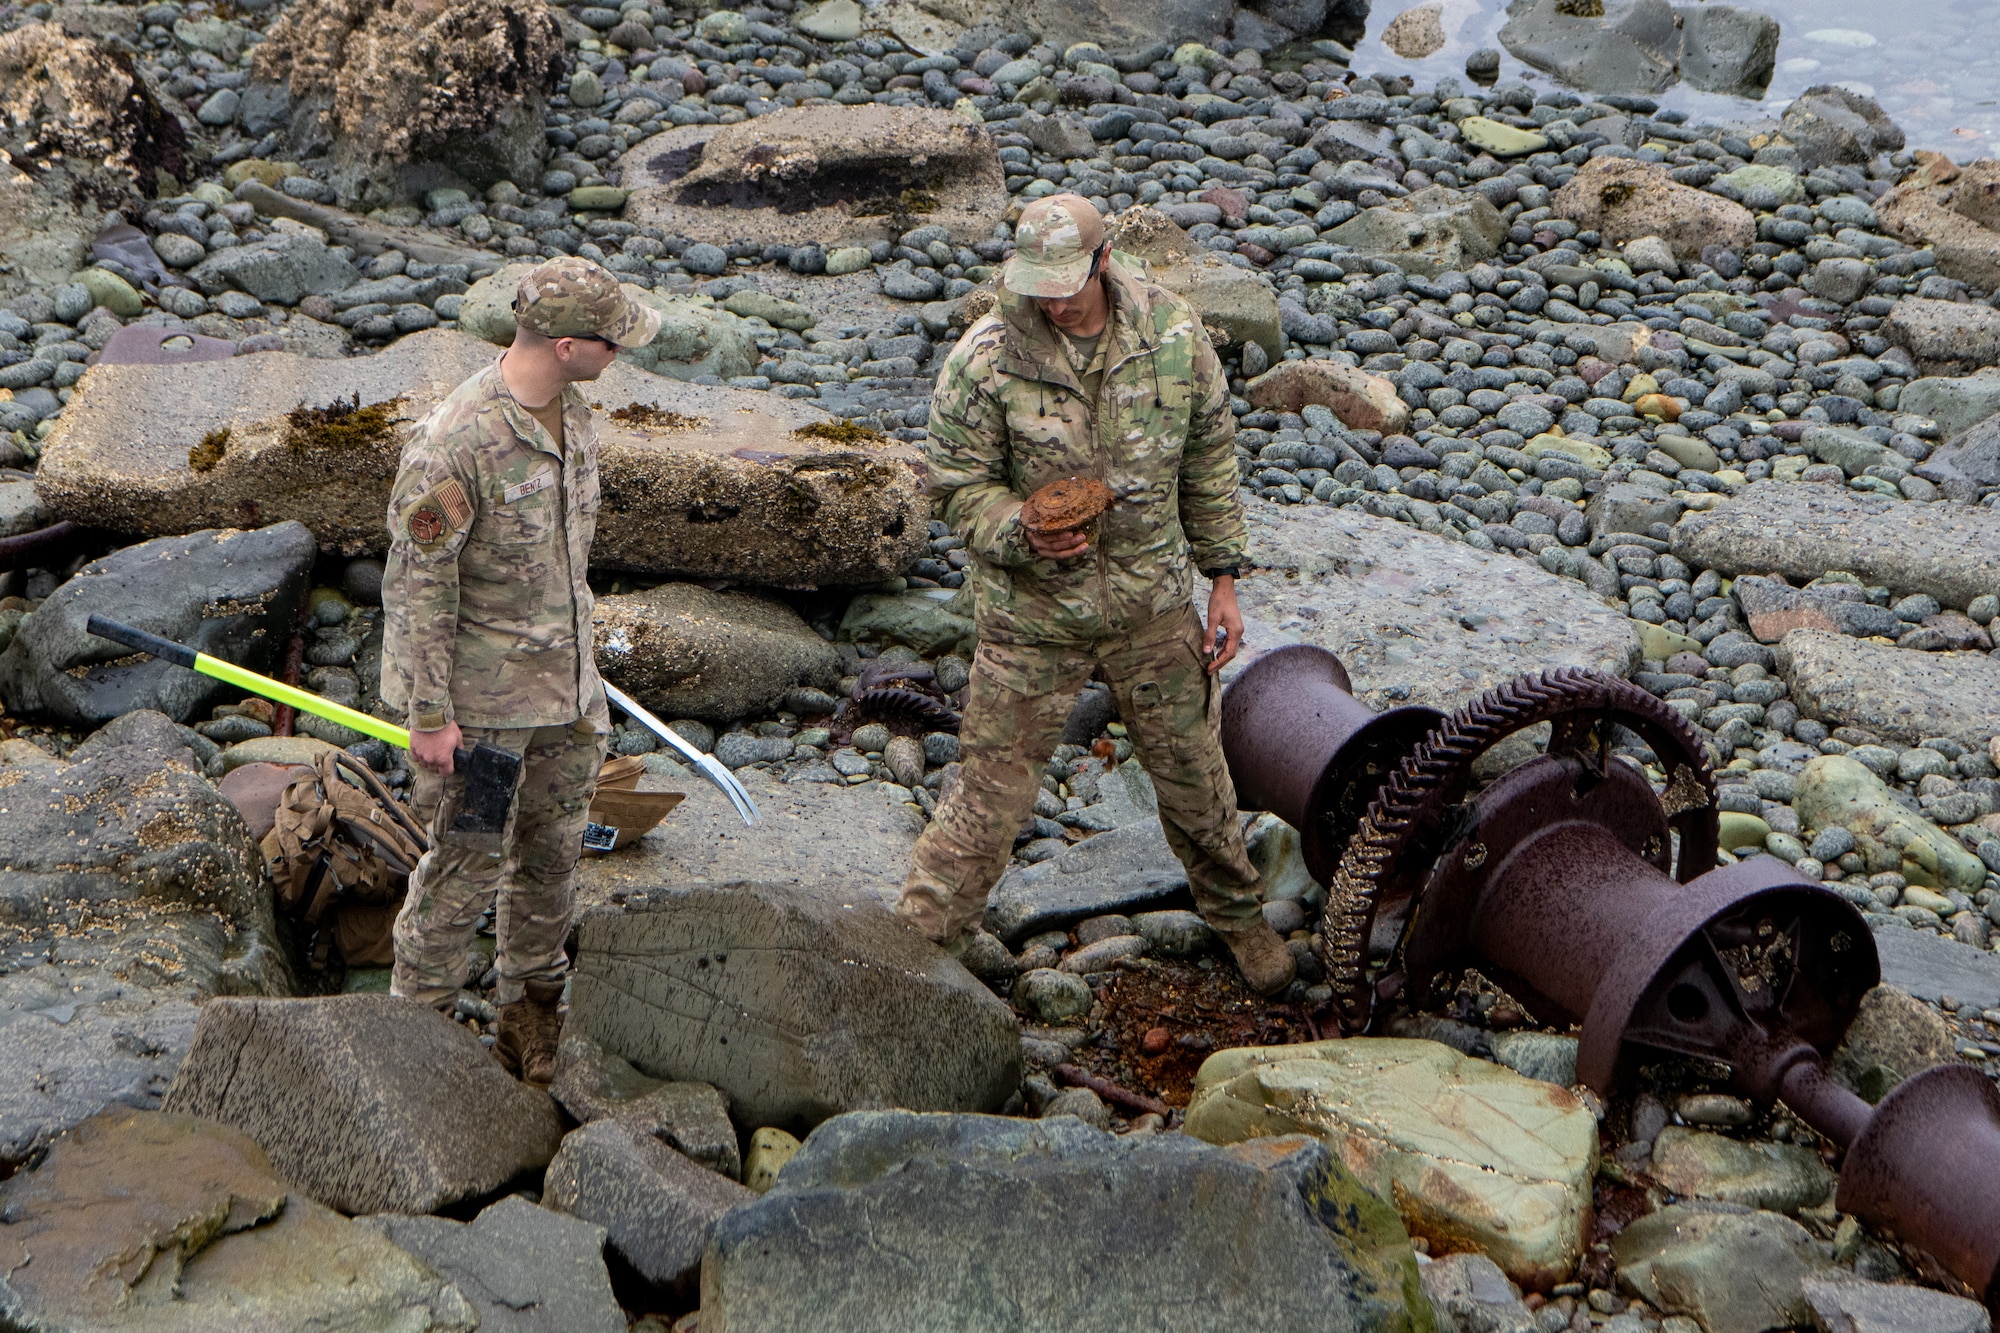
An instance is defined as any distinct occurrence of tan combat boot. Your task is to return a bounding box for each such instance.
[1211,919,1297,997]
[494,978,566,1086]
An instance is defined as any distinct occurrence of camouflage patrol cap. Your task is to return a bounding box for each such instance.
[1004,193,1106,298]
[513,256,662,347]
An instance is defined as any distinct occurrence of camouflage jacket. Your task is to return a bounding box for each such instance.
[381,360,608,733]
[924,254,1246,646]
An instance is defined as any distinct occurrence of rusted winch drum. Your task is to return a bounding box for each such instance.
[1397,749,2000,1313]
[1219,645,1442,882]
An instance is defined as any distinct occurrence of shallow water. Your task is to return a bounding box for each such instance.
[1319,0,2000,157]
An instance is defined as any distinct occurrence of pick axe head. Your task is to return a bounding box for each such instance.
[450,742,523,834]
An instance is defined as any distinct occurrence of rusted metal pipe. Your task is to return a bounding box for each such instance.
[0,521,80,573]
[1219,645,1441,883]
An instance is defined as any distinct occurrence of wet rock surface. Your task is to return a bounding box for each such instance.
[161,994,564,1215]
[702,1111,1430,1333]
[566,881,1021,1132]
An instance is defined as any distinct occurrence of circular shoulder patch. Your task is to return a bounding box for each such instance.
[408,506,445,544]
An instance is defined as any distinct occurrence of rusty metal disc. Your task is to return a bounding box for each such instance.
[1837,1063,2000,1313]
[1220,644,1442,883]
[1315,667,1719,1032]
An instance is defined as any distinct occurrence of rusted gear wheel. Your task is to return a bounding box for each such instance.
[1315,666,1720,1032]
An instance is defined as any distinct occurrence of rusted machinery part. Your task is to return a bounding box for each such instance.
[853,686,961,733]
[0,520,81,572]
[1221,644,1444,884]
[852,658,936,696]
[1315,666,1719,1032]
[1835,1062,2000,1312]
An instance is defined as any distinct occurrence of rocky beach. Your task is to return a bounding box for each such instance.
[4,0,2000,1328]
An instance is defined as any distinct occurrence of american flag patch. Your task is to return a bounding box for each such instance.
[435,476,472,528]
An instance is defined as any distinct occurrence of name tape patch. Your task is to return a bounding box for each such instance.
[503,470,555,504]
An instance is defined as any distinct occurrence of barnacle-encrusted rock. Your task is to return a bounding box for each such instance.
[251,0,565,206]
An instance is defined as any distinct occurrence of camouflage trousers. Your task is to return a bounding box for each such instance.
[897,603,1261,944]
[391,720,607,1010]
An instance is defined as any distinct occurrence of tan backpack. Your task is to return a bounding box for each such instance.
[258,750,431,972]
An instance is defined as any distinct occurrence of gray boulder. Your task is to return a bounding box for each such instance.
[1613,1204,1834,1333]
[1802,1275,1991,1333]
[0,710,270,928]
[565,883,1021,1133]
[187,230,359,304]
[1499,0,1680,96]
[162,994,564,1215]
[543,1118,754,1293]
[0,716,291,1172]
[985,819,1194,946]
[1780,87,1905,169]
[1896,369,2000,438]
[1923,410,2000,491]
[0,523,317,727]
[359,1196,626,1333]
[702,1111,1431,1333]
[1674,4,1780,97]
[593,583,842,725]
[0,1107,478,1332]
[552,1034,742,1179]
[1422,1251,1539,1333]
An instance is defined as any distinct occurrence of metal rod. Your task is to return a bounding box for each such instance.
[604,681,761,828]
[0,521,79,573]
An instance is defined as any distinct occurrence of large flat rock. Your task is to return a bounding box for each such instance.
[35,328,929,587]
[701,1110,1428,1333]
[1215,504,1636,714]
[617,104,1008,249]
[575,767,925,916]
[1776,628,2000,750]
[1672,481,2000,611]
[566,883,1021,1133]
[1869,925,2000,1011]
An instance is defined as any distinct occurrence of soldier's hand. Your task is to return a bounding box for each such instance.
[1026,527,1091,560]
[410,721,463,774]
[1205,576,1244,675]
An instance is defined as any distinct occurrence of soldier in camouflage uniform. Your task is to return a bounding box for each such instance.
[895,194,1296,996]
[381,256,661,1083]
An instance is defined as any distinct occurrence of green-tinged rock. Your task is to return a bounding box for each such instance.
[744,1126,801,1194]
[71,268,142,317]
[1325,187,1508,278]
[1184,1037,1597,1287]
[1803,425,1892,478]
[824,246,873,276]
[458,263,760,381]
[795,0,862,40]
[1794,755,1987,890]
[1718,165,1805,206]
[214,733,341,774]
[1488,1031,1579,1087]
[723,289,817,331]
[695,9,749,42]
[1831,984,1957,1098]
[1246,812,1315,902]
[839,592,976,658]
[1654,433,1721,473]
[567,185,629,211]
[1718,810,1772,852]
[1458,116,1548,157]
[1614,1205,1832,1333]
[1649,1127,1836,1213]
[1635,622,1704,661]
[1525,433,1613,470]
[1152,252,1283,357]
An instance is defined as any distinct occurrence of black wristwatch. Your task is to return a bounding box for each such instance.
[1201,565,1240,580]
